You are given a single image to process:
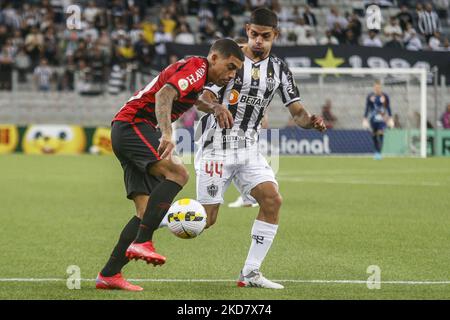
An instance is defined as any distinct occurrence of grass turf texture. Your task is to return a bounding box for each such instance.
[0,154,449,300]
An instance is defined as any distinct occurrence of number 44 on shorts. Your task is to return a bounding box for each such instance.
[204,161,223,178]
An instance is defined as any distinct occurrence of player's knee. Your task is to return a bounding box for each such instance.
[166,165,189,186]
[262,192,282,212]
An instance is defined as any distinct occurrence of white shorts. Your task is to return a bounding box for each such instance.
[195,148,278,205]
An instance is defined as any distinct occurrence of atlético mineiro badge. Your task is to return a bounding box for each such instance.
[266,77,276,91]
[207,184,218,198]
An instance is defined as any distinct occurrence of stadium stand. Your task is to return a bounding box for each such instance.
[0,0,449,127]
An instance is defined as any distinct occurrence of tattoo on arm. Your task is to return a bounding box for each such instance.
[155,84,178,136]
[196,90,220,113]
[290,102,313,129]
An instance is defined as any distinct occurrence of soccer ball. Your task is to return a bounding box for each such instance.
[166,198,207,239]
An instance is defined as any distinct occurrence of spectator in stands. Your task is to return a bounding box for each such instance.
[384,33,404,49]
[249,0,271,11]
[428,31,441,50]
[62,55,76,91]
[33,58,53,92]
[413,3,425,30]
[14,46,31,83]
[347,13,362,41]
[84,1,100,25]
[298,30,317,45]
[362,30,383,47]
[174,24,196,45]
[321,99,337,129]
[384,17,403,39]
[319,30,339,45]
[291,17,313,45]
[25,26,44,68]
[218,8,235,38]
[0,41,14,90]
[303,5,317,28]
[107,63,126,95]
[396,5,414,32]
[153,24,172,69]
[433,0,449,20]
[441,103,450,129]
[404,28,423,51]
[417,2,441,43]
[326,6,348,31]
[441,38,450,51]
[331,22,346,44]
[344,29,359,46]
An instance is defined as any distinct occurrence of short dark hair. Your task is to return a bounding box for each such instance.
[209,38,245,61]
[249,7,278,28]
[233,37,248,45]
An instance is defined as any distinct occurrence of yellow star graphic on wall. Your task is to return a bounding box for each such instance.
[314,48,345,68]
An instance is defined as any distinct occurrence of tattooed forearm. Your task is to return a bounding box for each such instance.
[290,102,313,129]
[155,85,178,137]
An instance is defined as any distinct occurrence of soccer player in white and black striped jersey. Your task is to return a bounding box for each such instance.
[194,7,326,289]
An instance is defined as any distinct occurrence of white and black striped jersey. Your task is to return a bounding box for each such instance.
[197,54,301,150]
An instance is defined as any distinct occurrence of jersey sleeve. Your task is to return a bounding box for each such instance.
[364,94,371,118]
[278,62,301,107]
[166,58,207,99]
[203,83,222,99]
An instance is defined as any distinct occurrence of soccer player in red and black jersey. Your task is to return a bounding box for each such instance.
[96,39,244,291]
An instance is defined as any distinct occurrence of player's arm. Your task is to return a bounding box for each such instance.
[363,95,371,129]
[155,84,179,159]
[288,101,326,132]
[385,94,394,128]
[196,89,233,129]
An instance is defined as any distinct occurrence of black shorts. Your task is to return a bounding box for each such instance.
[111,121,163,199]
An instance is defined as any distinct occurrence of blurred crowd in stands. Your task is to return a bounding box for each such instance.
[0,0,449,93]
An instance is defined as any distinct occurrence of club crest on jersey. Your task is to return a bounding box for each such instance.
[207,184,219,198]
[266,77,276,91]
[178,79,189,91]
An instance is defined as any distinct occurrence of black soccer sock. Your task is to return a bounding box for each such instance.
[378,134,384,152]
[101,215,141,277]
[134,179,182,243]
[373,135,380,153]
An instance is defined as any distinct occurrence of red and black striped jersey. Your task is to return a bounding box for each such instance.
[113,56,209,127]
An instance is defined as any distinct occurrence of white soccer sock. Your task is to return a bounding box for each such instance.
[242,219,278,276]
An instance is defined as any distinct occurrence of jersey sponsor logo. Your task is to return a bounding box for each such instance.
[178,78,189,91]
[185,63,207,86]
[206,183,219,198]
[239,94,270,108]
[228,89,239,104]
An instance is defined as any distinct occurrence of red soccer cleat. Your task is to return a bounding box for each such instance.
[125,241,166,266]
[95,273,143,291]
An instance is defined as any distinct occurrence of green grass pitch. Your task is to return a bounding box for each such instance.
[0,154,449,300]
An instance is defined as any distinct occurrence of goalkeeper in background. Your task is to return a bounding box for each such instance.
[363,80,394,160]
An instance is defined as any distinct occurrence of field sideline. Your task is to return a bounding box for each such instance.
[0,155,449,299]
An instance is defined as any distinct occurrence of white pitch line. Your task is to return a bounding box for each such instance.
[278,177,445,187]
[0,278,449,285]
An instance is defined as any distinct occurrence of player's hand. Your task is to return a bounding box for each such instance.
[387,117,395,128]
[214,104,234,129]
[362,118,370,129]
[311,115,326,132]
[158,134,175,159]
